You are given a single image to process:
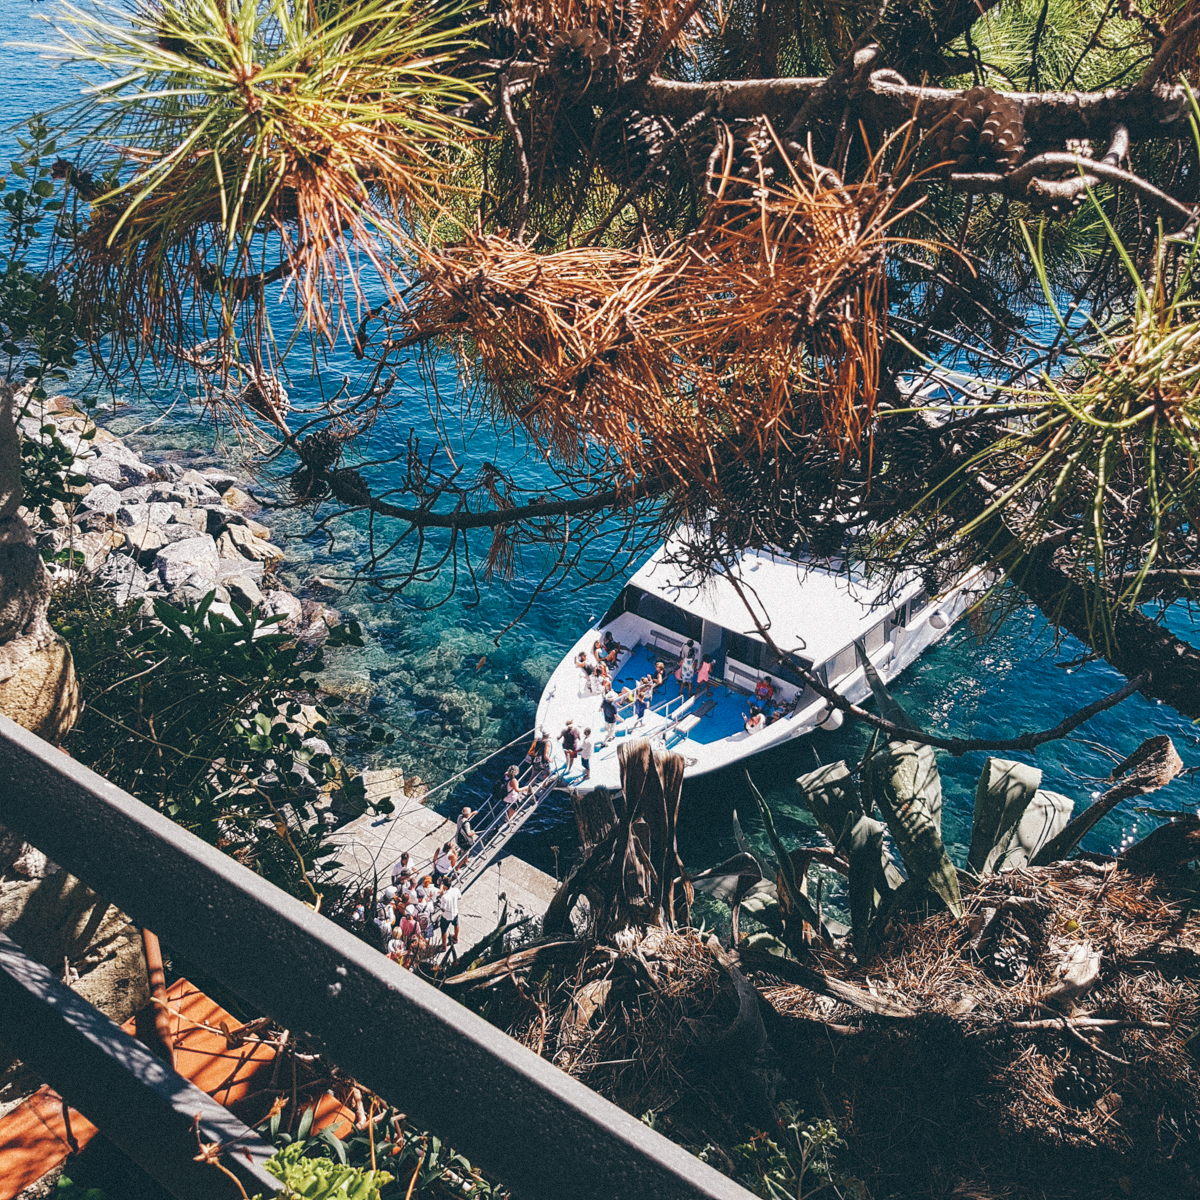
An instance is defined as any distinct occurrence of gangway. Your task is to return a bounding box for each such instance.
[455,763,560,894]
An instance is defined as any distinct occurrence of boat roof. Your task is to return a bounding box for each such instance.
[627,537,923,667]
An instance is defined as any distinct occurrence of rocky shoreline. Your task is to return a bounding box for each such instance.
[20,394,341,641]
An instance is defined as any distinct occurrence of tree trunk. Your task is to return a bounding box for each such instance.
[0,384,79,743]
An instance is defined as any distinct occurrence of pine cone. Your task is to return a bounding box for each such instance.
[933,87,1025,174]
[1054,1053,1111,1109]
[298,428,343,472]
[548,27,620,97]
[597,0,643,50]
[690,118,775,192]
[597,110,674,184]
[486,0,535,60]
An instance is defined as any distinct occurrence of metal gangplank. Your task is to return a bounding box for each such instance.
[455,762,560,894]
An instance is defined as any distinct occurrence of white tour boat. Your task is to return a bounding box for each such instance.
[535,535,987,793]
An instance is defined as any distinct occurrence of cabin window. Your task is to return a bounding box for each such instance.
[727,632,813,688]
[864,622,886,656]
[602,585,702,641]
[825,644,858,685]
[907,589,928,621]
[890,603,908,629]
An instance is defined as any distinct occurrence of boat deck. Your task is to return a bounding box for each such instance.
[547,646,783,789]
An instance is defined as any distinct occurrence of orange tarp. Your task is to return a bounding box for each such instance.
[0,978,354,1200]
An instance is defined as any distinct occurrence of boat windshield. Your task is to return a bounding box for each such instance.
[599,585,703,641]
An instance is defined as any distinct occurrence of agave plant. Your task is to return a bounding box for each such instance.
[38,0,486,365]
[711,653,1182,963]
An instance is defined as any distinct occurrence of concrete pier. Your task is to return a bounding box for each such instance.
[329,771,558,953]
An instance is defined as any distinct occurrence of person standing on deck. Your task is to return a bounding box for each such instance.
[560,719,580,772]
[456,807,477,866]
[505,764,530,820]
[679,641,697,699]
[697,654,714,698]
[579,728,593,779]
[633,678,651,726]
[391,852,412,890]
[438,875,462,955]
[601,690,619,744]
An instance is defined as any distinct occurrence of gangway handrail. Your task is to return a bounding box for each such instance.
[0,713,749,1200]
[456,770,560,893]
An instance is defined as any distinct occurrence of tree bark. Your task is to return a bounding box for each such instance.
[637,73,1193,143]
[0,385,79,743]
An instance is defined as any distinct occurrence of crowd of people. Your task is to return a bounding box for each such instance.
[349,841,467,969]
[572,632,789,747]
[350,637,790,970]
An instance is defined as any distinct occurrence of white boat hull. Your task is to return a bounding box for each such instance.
[534,572,984,794]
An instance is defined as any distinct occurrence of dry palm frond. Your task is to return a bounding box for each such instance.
[405,128,923,494]
[44,0,486,367]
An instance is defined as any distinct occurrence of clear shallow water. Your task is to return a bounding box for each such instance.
[2,6,1198,899]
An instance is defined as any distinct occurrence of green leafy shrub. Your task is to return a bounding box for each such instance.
[700,1104,865,1200]
[257,1101,507,1199]
[52,585,390,906]
[54,1179,109,1200]
[254,1143,392,1200]
[0,118,89,523]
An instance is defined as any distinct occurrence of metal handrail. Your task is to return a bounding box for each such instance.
[455,769,558,892]
[0,714,750,1200]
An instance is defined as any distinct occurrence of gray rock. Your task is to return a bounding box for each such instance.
[85,456,124,487]
[200,469,241,491]
[221,486,253,511]
[226,574,264,611]
[170,571,231,607]
[123,521,167,555]
[116,484,156,503]
[204,503,244,536]
[80,484,122,515]
[116,501,178,528]
[97,554,151,598]
[156,461,186,482]
[155,535,220,589]
[170,507,209,532]
[98,442,153,486]
[177,469,224,496]
[160,522,204,544]
[148,484,192,506]
[217,522,284,563]
[207,599,240,624]
[262,588,304,631]
[217,557,264,582]
[302,736,332,758]
[78,529,119,574]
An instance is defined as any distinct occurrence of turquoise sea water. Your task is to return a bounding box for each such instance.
[2,6,1198,907]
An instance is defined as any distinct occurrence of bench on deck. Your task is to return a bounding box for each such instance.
[721,661,759,695]
[646,629,687,662]
[664,699,715,745]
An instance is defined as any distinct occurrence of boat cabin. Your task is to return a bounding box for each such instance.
[598,543,931,707]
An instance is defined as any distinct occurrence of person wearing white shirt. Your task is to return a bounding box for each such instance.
[438,877,462,950]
